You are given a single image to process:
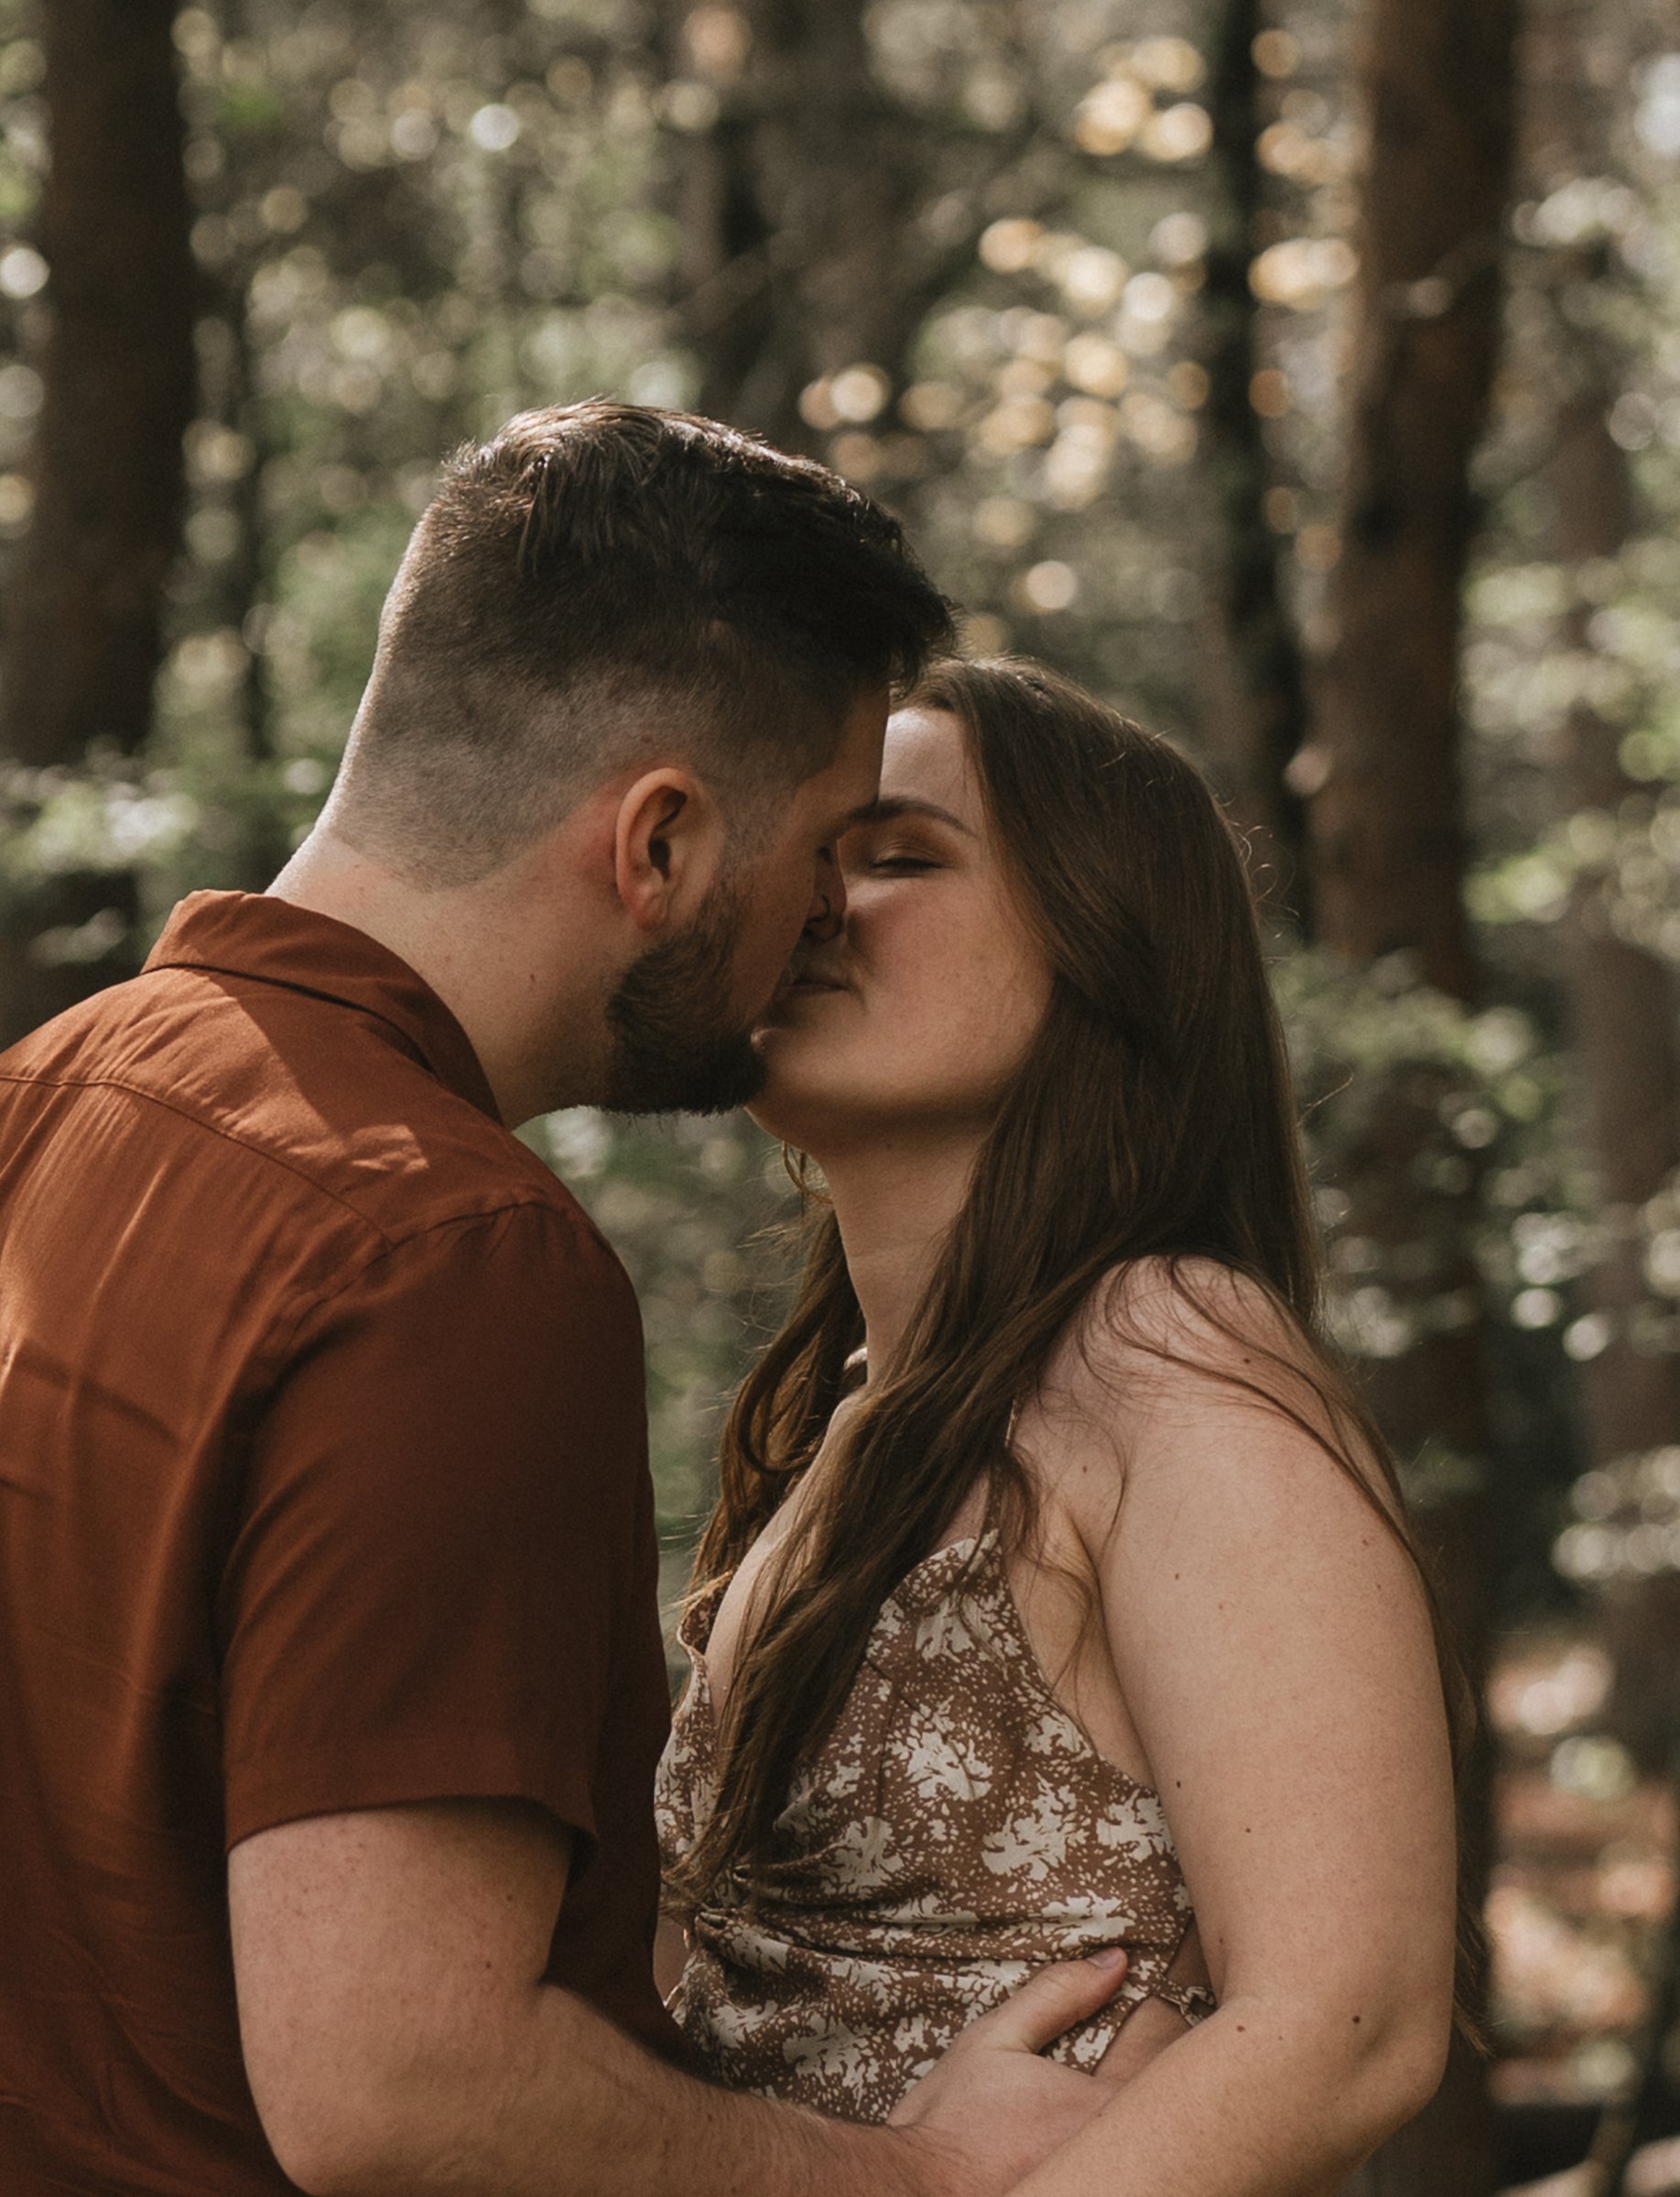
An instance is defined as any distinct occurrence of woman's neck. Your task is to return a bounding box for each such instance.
[820,1127,985,1376]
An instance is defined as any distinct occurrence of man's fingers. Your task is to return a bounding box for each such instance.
[962,1950,1130,2056]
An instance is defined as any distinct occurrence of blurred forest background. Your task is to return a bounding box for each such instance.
[5,0,1680,2188]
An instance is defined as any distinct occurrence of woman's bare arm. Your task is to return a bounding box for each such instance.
[1012,1266,1457,2195]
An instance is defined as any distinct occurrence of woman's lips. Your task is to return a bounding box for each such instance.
[758,974,848,1029]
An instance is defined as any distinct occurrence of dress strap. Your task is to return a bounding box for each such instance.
[1151,1975,1219,2025]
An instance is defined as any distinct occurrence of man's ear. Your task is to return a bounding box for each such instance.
[612,768,726,934]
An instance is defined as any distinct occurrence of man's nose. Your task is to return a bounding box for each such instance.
[804,850,846,942]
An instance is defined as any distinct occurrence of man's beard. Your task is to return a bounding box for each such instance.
[601,878,769,1115]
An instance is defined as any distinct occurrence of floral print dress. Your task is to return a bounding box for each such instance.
[656,1530,1215,2123]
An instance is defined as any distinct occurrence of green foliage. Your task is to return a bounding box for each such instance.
[4,0,1680,1640]
[518,1107,797,1613]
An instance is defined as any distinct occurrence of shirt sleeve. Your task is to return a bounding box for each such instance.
[217,1199,646,1858]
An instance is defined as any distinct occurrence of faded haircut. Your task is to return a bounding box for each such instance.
[328,401,954,883]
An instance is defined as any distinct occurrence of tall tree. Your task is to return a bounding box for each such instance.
[1306,0,1514,1000]
[666,0,1011,458]
[666,0,926,449]
[1306,0,1514,996]
[0,0,197,1046]
[1305,0,1520,2190]
[1524,28,1680,2179]
[1198,0,1312,923]
[1530,0,1680,1795]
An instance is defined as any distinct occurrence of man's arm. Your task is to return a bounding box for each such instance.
[231,1798,1133,2197]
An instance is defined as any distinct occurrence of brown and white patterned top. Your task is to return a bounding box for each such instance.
[656,1529,1215,2123]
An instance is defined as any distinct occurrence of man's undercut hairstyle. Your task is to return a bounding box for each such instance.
[332,401,955,883]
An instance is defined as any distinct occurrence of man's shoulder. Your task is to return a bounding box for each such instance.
[0,958,625,1301]
[374,1164,634,1312]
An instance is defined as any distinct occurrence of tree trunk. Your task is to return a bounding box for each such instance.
[1524,51,1680,2183]
[667,0,943,455]
[1523,0,1680,1808]
[1306,0,1516,998]
[201,283,293,892]
[0,0,197,1044]
[1198,0,1312,925]
[1307,1,1520,2188]
[1551,399,1680,1781]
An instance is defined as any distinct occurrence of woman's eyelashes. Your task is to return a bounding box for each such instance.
[840,833,945,877]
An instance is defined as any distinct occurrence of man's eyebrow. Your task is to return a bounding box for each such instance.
[842,795,977,836]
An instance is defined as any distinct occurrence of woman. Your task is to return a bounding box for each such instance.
[656,658,1461,2191]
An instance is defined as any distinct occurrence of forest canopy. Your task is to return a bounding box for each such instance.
[6,0,1680,2186]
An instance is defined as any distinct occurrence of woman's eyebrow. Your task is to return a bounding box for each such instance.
[843,795,978,837]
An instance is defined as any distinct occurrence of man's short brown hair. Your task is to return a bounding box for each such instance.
[331,402,954,882]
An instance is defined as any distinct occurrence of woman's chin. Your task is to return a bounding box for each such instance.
[744,1060,852,1153]
[744,1084,822,1148]
[747,1023,904,1153]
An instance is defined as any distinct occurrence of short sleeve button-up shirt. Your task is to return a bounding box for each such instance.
[0,890,679,2196]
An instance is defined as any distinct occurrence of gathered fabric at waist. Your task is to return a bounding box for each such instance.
[658,1532,1214,2122]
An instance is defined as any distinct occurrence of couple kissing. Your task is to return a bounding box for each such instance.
[0,400,1459,2197]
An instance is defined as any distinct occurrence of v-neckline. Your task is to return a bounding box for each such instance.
[677,1532,989,1726]
[671,1529,1167,1808]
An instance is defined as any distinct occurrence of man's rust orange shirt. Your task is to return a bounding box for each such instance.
[0,890,679,2194]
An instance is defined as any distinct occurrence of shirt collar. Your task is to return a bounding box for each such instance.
[144,891,503,1123]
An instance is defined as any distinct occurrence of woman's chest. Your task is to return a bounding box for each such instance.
[699,1504,807,1718]
[667,1533,1186,1920]
[700,1499,1161,1807]
[780,1559,1185,1917]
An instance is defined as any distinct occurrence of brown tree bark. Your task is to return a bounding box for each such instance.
[1550,399,1680,1776]
[0,0,197,1045]
[1306,0,1516,999]
[1522,27,1680,2180]
[1307,2,1520,2190]
[1526,3,1680,1802]
[1198,0,1312,925]
[666,0,980,456]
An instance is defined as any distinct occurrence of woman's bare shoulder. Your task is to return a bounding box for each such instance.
[1046,1255,1325,1423]
[1025,1255,1386,1542]
[1087,1252,1313,1364]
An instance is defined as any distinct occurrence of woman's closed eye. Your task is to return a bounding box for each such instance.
[839,828,945,877]
[865,852,939,874]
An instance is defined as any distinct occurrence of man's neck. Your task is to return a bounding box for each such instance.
[267,827,608,1126]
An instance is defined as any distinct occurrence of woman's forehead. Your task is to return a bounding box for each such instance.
[880,707,978,816]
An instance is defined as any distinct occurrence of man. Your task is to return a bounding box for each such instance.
[0,404,1127,2197]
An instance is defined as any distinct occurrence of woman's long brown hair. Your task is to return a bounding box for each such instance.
[673,656,1477,2022]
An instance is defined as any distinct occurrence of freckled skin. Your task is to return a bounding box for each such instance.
[752,708,1052,1159]
[733,708,1457,2194]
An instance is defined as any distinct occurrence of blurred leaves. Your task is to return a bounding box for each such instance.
[8,0,1680,2121]
[1,0,1677,1546]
